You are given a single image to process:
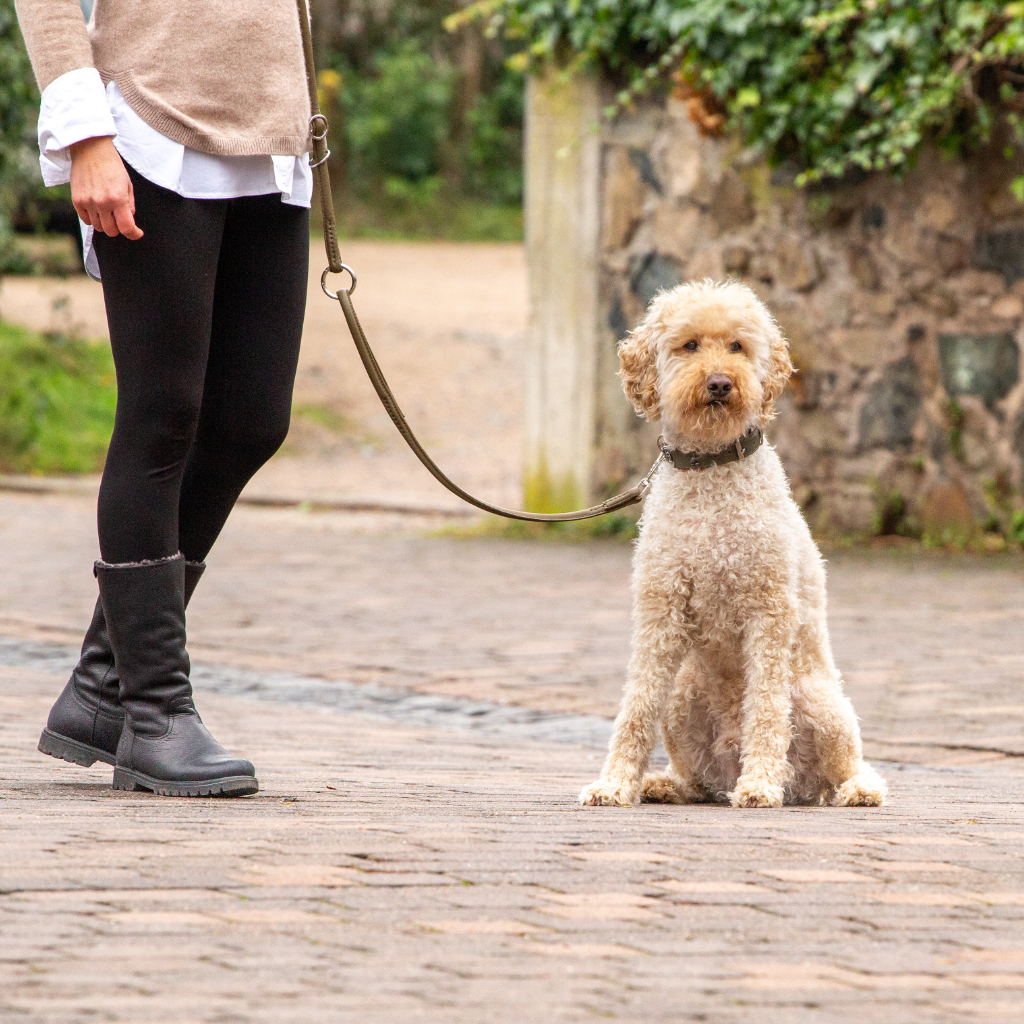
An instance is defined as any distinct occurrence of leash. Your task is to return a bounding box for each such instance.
[296,0,663,521]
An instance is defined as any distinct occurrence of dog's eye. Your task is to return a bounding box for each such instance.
[683,340,699,352]
[730,341,743,353]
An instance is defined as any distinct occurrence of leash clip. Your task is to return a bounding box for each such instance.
[636,442,670,498]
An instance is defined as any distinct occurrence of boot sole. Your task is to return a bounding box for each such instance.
[112,767,259,797]
[38,728,115,768]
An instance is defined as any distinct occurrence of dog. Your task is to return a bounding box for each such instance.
[580,280,886,809]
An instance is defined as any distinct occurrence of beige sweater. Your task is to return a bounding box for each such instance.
[15,0,311,156]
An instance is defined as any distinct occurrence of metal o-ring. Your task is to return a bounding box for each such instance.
[321,264,357,299]
[309,113,329,141]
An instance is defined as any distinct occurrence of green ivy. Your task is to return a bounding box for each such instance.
[462,0,1024,184]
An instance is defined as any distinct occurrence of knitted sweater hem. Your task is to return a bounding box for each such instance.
[109,71,310,158]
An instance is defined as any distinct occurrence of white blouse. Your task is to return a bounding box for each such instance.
[38,67,313,280]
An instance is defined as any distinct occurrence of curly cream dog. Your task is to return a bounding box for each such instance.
[580,280,886,809]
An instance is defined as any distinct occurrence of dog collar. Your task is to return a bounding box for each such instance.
[663,427,764,472]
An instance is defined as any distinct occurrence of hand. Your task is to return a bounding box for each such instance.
[69,136,143,239]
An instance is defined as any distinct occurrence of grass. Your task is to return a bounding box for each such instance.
[291,403,356,435]
[0,320,116,474]
[315,194,523,243]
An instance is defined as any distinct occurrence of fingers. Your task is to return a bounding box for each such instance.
[75,197,144,240]
[71,198,95,230]
[97,206,121,238]
[78,195,143,238]
[118,174,143,239]
[113,201,143,240]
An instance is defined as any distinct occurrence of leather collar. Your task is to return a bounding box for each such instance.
[664,427,764,472]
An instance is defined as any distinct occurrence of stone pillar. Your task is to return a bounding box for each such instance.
[522,72,601,511]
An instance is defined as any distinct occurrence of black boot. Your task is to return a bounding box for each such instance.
[38,560,206,767]
[96,554,257,797]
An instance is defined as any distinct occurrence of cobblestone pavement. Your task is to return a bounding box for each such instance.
[4,663,1024,1024]
[3,493,1024,1022]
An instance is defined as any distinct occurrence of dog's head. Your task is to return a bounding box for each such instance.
[618,279,792,448]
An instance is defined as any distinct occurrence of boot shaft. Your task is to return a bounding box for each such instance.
[96,554,195,736]
[73,558,206,707]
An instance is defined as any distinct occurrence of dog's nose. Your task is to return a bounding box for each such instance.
[706,374,733,398]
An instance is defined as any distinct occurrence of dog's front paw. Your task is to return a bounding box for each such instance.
[833,768,887,807]
[579,779,638,807]
[730,776,784,809]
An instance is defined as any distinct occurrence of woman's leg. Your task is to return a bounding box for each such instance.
[177,193,309,563]
[94,168,227,563]
[83,171,256,796]
[37,171,227,769]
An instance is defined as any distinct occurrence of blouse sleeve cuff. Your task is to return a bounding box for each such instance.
[38,68,117,186]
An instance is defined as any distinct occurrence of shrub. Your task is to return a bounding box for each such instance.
[462,65,526,205]
[0,0,79,266]
[318,0,524,234]
[342,40,456,188]
[0,0,37,267]
[1011,508,1024,543]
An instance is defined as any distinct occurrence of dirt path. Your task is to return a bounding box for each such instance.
[0,240,528,509]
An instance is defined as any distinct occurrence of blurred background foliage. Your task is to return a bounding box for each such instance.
[0,0,526,261]
[311,0,524,239]
[1,0,53,272]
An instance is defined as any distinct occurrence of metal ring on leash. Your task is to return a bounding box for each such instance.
[321,264,357,298]
[309,148,331,169]
[309,113,329,140]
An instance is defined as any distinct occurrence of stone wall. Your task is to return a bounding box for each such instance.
[586,89,1024,541]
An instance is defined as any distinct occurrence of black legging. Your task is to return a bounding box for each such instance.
[93,165,309,564]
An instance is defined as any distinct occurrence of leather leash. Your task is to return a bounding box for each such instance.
[295,0,664,521]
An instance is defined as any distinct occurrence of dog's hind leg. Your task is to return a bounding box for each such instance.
[795,673,886,807]
[580,581,691,807]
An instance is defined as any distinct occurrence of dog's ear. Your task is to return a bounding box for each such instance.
[618,321,660,420]
[760,323,793,422]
